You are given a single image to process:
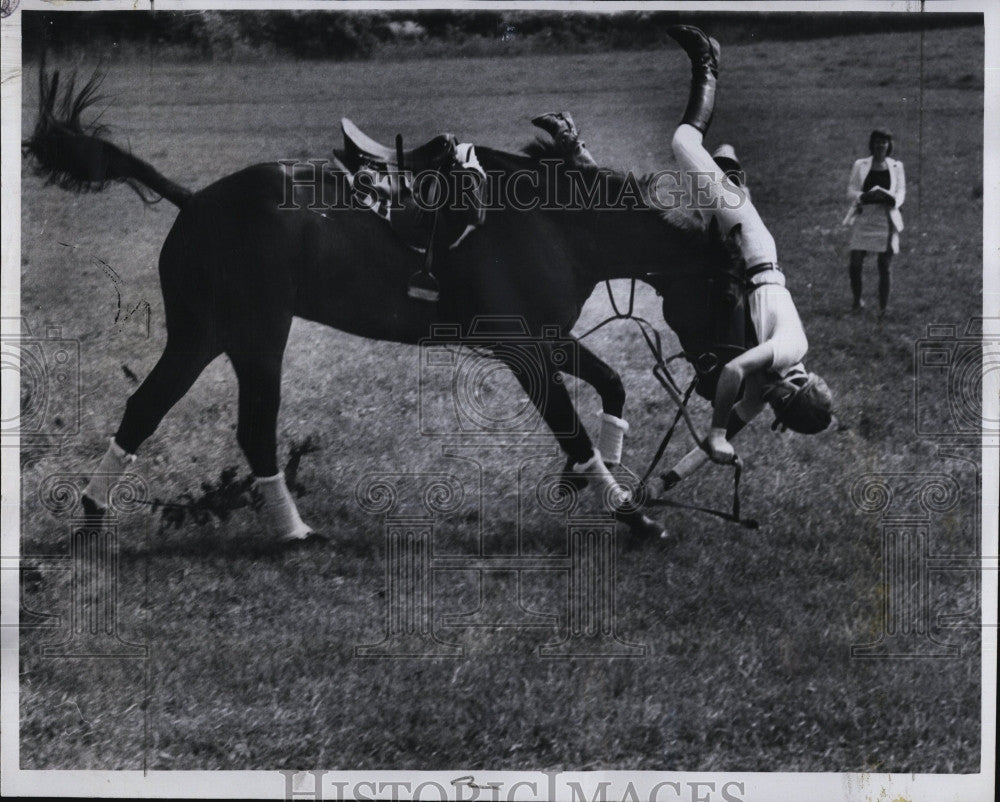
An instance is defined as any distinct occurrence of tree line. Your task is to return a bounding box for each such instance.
[23,10,980,61]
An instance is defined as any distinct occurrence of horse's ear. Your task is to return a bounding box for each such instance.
[726,222,743,250]
[707,215,721,240]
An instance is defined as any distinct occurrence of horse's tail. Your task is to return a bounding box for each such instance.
[22,61,193,210]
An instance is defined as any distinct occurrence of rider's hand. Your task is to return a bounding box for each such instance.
[705,427,738,465]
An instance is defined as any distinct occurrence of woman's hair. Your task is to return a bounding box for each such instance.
[868,128,894,156]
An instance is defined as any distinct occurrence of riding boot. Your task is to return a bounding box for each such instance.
[667,25,721,134]
[531,111,598,167]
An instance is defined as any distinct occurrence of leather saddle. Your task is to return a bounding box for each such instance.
[336,119,487,302]
[341,117,458,174]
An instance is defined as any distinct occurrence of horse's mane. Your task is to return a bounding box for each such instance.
[517,138,708,240]
[656,198,708,240]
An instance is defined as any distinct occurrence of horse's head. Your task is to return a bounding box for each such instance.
[644,214,715,364]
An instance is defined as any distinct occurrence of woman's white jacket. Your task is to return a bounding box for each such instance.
[842,155,906,233]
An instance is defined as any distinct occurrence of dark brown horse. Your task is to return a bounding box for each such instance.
[24,67,725,544]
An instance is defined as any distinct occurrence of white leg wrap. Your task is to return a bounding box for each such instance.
[572,450,630,510]
[254,474,313,542]
[83,438,136,510]
[596,412,629,466]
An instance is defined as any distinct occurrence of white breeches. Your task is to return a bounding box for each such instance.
[748,284,808,374]
[671,125,778,268]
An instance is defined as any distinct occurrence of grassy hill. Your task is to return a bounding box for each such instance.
[17,23,985,772]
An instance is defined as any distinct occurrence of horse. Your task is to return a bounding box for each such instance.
[23,66,728,546]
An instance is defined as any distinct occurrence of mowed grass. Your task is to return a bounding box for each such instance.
[19,25,984,771]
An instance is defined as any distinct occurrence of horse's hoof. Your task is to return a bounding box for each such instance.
[613,509,666,542]
[657,528,682,550]
[279,531,331,551]
[660,470,681,492]
[558,458,624,494]
[80,494,107,523]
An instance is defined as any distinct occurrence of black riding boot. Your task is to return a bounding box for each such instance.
[667,25,721,134]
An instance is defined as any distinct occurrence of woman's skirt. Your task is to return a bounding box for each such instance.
[849,206,898,253]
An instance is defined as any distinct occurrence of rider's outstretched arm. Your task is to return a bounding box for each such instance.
[705,342,774,463]
[662,369,769,488]
[662,407,752,488]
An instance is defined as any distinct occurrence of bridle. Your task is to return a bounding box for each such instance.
[578,277,759,529]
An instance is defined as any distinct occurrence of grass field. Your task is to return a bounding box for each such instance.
[17,24,985,772]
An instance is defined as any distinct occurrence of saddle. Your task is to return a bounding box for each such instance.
[341,118,457,174]
[336,118,487,302]
[332,112,594,303]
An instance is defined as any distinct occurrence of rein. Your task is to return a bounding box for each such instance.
[578,278,758,529]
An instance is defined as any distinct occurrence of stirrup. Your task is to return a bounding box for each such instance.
[407,269,440,303]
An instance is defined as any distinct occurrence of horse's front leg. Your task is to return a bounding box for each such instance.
[493,342,664,540]
[558,340,630,467]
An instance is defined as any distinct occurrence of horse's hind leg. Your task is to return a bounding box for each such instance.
[227,333,314,543]
[83,335,220,513]
[229,352,284,479]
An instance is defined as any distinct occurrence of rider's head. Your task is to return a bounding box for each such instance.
[762,365,833,434]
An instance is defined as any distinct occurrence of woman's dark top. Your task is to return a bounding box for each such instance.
[863,168,891,192]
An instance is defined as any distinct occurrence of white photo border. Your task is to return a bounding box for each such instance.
[2,2,996,799]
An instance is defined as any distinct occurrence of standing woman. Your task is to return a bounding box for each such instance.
[843,129,906,316]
